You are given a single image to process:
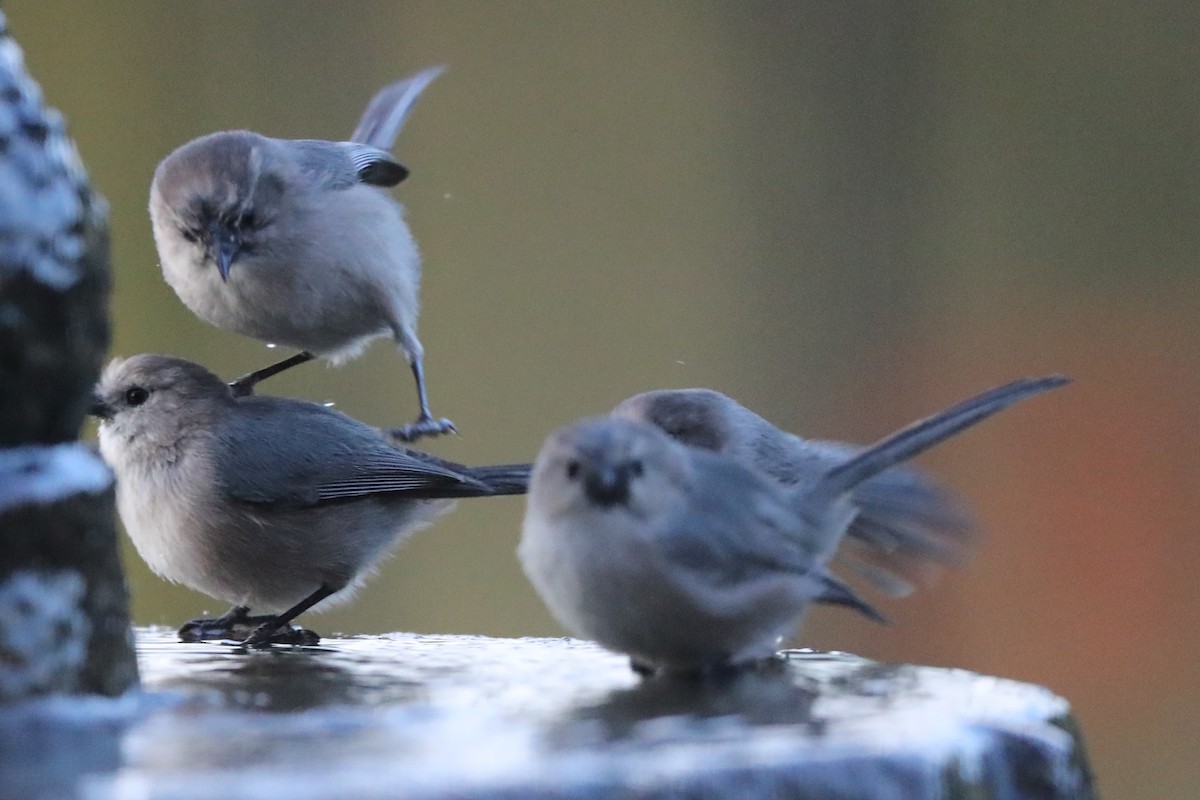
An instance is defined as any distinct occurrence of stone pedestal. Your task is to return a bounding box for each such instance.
[0,11,137,701]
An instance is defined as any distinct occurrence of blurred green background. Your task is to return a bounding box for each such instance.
[9,2,1198,796]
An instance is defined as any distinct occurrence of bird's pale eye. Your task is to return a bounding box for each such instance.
[125,386,150,407]
[566,460,580,480]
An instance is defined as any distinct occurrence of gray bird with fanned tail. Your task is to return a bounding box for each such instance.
[522,376,1068,675]
[615,387,981,599]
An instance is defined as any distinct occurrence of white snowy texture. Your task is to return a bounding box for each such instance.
[0,443,112,512]
[0,569,90,698]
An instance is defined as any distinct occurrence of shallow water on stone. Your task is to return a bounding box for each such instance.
[0,628,1087,800]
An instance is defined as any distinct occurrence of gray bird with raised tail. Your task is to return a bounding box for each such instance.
[149,67,453,442]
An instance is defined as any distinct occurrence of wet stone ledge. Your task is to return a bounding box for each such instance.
[0,628,1095,800]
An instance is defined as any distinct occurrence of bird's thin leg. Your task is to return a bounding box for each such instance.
[242,584,337,648]
[229,351,315,397]
[178,605,278,642]
[390,356,456,442]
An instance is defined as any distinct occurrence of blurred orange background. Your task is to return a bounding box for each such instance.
[10,3,1197,796]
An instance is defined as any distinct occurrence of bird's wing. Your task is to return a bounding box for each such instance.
[658,452,829,582]
[807,438,973,584]
[344,143,409,186]
[753,433,971,595]
[290,140,409,189]
[212,398,484,507]
[656,453,882,622]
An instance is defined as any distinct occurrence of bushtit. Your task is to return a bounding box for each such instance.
[612,389,974,597]
[91,354,530,647]
[149,67,453,442]
[521,376,1067,675]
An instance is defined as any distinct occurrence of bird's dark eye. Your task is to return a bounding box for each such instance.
[179,228,200,244]
[125,386,150,407]
[239,211,258,230]
[628,460,644,478]
[566,460,580,480]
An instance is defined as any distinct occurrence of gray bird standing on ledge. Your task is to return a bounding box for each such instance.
[148,67,453,442]
[92,354,530,647]
[520,376,1067,676]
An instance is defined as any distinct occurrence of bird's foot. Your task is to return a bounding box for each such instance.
[178,611,275,642]
[638,655,786,681]
[630,658,657,677]
[241,622,322,649]
[227,376,257,398]
[389,415,457,443]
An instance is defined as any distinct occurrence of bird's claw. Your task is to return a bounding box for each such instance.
[227,378,256,398]
[241,623,321,648]
[389,417,457,443]
[178,609,281,642]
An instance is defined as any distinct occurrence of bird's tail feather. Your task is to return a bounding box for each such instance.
[802,375,1067,600]
[837,477,975,597]
[351,66,445,149]
[466,463,532,496]
[809,375,1069,504]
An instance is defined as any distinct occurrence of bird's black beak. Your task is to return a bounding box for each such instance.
[88,391,112,420]
[583,463,631,507]
[210,224,240,283]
